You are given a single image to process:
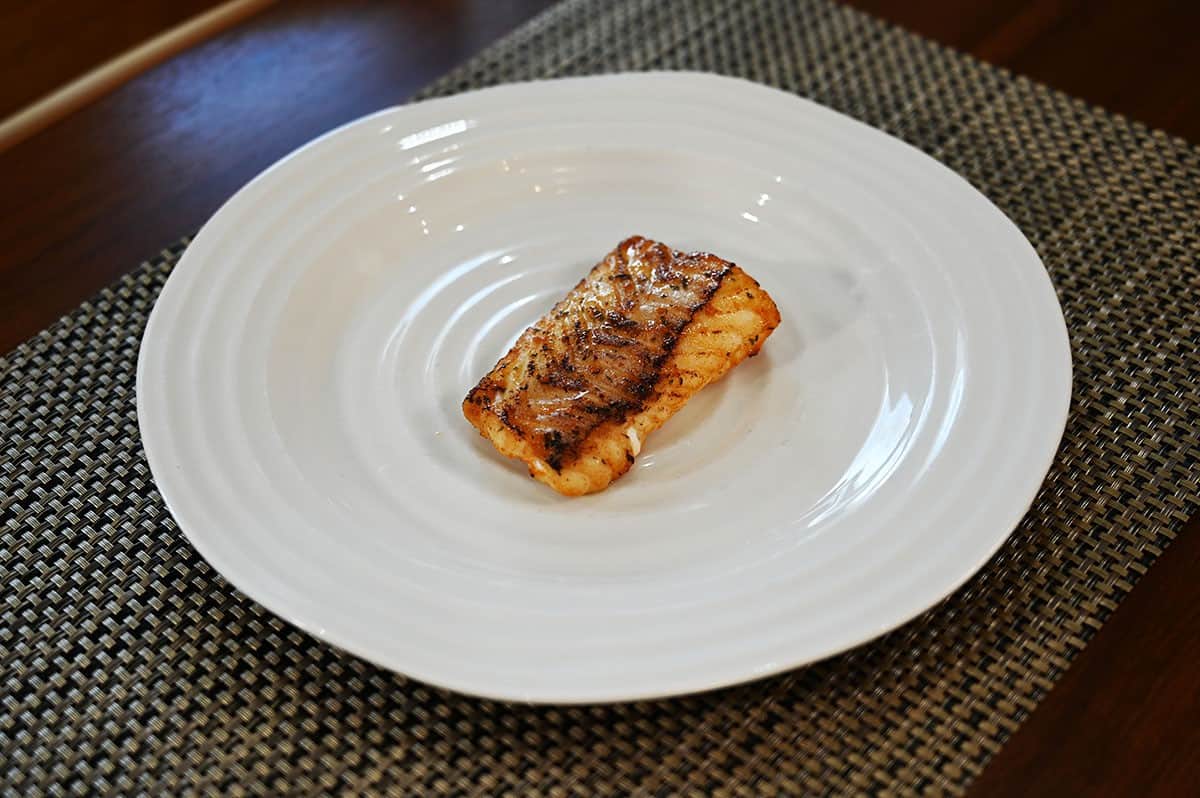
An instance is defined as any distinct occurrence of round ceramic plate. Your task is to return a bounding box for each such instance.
[137,72,1071,703]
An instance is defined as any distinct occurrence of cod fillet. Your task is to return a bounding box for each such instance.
[463,235,780,496]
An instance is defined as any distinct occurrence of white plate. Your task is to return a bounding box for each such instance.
[137,73,1071,703]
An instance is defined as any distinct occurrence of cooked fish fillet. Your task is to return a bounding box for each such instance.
[463,235,781,496]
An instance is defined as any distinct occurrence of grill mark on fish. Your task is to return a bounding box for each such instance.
[464,236,735,470]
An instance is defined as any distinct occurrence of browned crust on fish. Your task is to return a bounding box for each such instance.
[463,235,780,495]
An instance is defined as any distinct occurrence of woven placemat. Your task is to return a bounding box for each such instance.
[4,0,1199,794]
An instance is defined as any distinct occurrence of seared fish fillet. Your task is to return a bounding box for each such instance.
[463,235,781,496]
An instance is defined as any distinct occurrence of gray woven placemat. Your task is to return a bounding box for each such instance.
[4,0,1199,794]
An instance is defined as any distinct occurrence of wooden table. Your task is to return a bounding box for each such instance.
[1,1,1196,793]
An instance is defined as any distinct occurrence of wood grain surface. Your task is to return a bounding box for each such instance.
[0,1,1195,793]
[0,0,224,120]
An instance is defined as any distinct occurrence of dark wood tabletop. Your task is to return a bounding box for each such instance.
[1,1,1196,793]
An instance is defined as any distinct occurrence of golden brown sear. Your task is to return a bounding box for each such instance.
[463,235,781,495]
